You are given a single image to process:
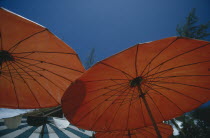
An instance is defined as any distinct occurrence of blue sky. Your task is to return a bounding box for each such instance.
[0,0,210,118]
[1,0,210,63]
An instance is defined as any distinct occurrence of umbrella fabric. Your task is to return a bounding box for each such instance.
[62,37,210,132]
[95,123,173,138]
[0,8,85,109]
[0,117,93,138]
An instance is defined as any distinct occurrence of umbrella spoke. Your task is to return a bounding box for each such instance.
[106,87,133,131]
[15,59,73,82]
[15,60,66,91]
[67,82,129,116]
[148,83,203,104]
[84,78,129,83]
[126,86,137,130]
[146,126,170,135]
[13,56,84,73]
[144,84,184,113]
[146,62,165,80]
[144,42,210,77]
[135,45,139,77]
[13,61,60,104]
[149,80,210,90]
[0,32,3,50]
[88,81,128,93]
[8,61,41,107]
[73,84,131,126]
[146,92,165,120]
[89,85,132,130]
[12,51,76,55]
[146,60,210,78]
[0,73,12,82]
[138,93,146,127]
[4,61,19,107]
[140,37,179,77]
[100,62,134,79]
[0,56,43,71]
[150,74,210,80]
[8,29,47,52]
[139,127,157,137]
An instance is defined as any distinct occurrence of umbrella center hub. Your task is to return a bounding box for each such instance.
[0,50,14,66]
[130,76,143,87]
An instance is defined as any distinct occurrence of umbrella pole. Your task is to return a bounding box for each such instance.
[128,130,131,138]
[137,85,162,138]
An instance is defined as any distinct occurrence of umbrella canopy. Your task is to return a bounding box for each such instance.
[0,117,93,138]
[62,37,210,134]
[95,123,173,138]
[0,8,85,109]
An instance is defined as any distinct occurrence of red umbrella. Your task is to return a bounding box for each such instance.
[0,8,85,109]
[62,37,210,137]
[95,123,173,138]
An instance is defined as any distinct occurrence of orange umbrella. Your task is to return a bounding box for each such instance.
[0,8,85,109]
[62,37,210,137]
[95,123,173,138]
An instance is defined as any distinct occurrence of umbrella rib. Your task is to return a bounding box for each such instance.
[138,94,146,127]
[88,82,128,93]
[9,61,41,107]
[139,128,157,137]
[11,51,76,55]
[144,42,210,77]
[15,59,73,82]
[146,127,169,135]
[15,60,66,91]
[100,62,134,79]
[1,58,43,72]
[66,83,129,117]
[145,63,164,80]
[146,60,210,78]
[149,83,203,104]
[148,75,210,81]
[153,125,173,131]
[89,85,131,130]
[144,84,185,113]
[8,29,47,52]
[149,80,209,90]
[84,78,129,83]
[146,92,165,121]
[14,61,60,105]
[0,73,11,82]
[1,53,38,70]
[13,56,84,73]
[135,45,139,76]
[1,72,34,81]
[106,87,133,131]
[0,32,3,50]
[126,87,137,130]
[73,84,130,126]
[140,37,179,77]
[4,61,19,108]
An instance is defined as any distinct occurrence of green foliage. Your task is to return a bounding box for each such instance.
[176,8,210,40]
[191,105,210,127]
[171,106,210,138]
[172,8,210,137]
